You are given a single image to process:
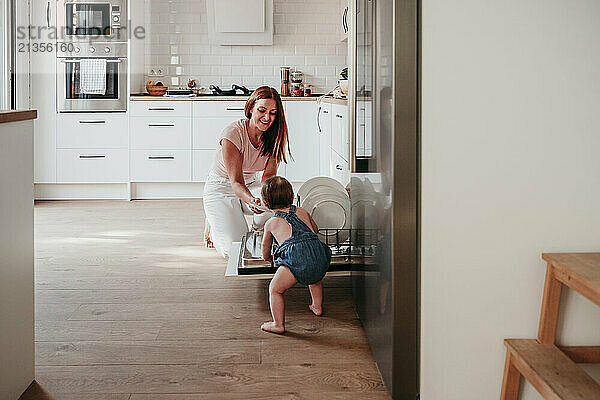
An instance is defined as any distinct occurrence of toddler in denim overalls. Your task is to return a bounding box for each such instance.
[260,176,331,334]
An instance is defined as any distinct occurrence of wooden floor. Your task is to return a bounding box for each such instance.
[22,200,390,399]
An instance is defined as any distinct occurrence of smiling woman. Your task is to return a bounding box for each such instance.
[203,86,291,257]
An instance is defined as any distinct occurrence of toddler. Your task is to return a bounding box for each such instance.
[260,176,332,334]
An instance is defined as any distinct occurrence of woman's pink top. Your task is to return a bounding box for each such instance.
[211,119,269,182]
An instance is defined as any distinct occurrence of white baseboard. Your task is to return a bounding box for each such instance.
[131,182,205,199]
[34,184,129,200]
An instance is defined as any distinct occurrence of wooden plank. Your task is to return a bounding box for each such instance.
[542,253,600,307]
[537,263,563,344]
[559,346,600,364]
[35,363,386,394]
[500,351,520,400]
[129,392,392,399]
[36,321,162,342]
[36,340,260,366]
[0,109,37,124]
[505,339,600,400]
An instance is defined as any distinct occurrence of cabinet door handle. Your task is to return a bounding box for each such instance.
[79,155,106,159]
[148,156,175,160]
[148,123,175,127]
[335,165,343,171]
[335,114,343,118]
[226,107,245,111]
[343,6,348,34]
[79,120,106,124]
[46,1,51,28]
[323,110,329,114]
[148,107,174,111]
[317,106,321,132]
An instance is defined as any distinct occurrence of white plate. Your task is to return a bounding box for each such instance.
[301,190,350,244]
[297,177,348,205]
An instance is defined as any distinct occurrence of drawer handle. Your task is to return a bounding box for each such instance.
[79,120,106,124]
[148,156,175,160]
[335,114,343,118]
[226,107,245,111]
[79,155,106,159]
[359,123,365,127]
[148,123,175,127]
[335,165,343,171]
[148,107,175,111]
[323,110,329,114]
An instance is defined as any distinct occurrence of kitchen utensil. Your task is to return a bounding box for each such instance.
[280,66,290,96]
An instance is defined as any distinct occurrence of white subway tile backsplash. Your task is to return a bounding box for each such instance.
[220,55,243,65]
[231,66,253,76]
[242,56,264,65]
[143,0,347,93]
[284,55,305,66]
[326,55,347,66]
[212,65,232,75]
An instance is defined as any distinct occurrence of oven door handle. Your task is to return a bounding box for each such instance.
[60,59,123,63]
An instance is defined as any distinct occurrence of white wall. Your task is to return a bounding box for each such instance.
[421,1,600,399]
[0,119,34,399]
[137,0,347,93]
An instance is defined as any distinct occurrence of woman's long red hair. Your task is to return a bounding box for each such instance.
[244,86,291,164]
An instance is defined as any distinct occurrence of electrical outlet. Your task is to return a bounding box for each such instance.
[147,66,166,77]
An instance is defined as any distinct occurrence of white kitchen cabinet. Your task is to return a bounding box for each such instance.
[340,0,349,42]
[317,102,332,176]
[284,101,319,182]
[192,101,246,118]
[130,150,192,182]
[57,113,128,149]
[192,101,246,151]
[31,0,57,183]
[57,149,128,183]
[356,100,372,158]
[331,103,349,161]
[192,150,215,182]
[130,117,192,150]
[130,101,192,117]
[330,147,349,185]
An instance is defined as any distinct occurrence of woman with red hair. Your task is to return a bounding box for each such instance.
[203,86,291,257]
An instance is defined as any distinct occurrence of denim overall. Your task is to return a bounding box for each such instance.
[272,205,332,285]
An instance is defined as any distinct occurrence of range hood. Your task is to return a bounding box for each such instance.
[206,0,273,46]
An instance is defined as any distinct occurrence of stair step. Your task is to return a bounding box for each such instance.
[505,339,600,400]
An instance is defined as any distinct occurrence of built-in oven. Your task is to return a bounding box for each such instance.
[57,43,127,112]
[58,0,127,42]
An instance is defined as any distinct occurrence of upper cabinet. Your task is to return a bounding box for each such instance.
[206,0,273,45]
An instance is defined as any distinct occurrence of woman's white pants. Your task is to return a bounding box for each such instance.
[203,174,272,257]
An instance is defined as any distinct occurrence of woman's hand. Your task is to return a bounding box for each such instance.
[248,197,265,214]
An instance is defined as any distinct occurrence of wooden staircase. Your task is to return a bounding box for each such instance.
[500,253,600,400]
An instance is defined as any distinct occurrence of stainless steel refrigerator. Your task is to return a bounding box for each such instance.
[349,0,419,398]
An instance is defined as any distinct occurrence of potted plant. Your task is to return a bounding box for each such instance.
[339,67,348,95]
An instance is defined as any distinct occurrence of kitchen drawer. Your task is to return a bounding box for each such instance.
[192,150,215,182]
[57,113,128,149]
[130,150,191,182]
[192,117,235,149]
[193,101,246,117]
[330,148,349,185]
[130,101,192,117]
[56,149,128,183]
[130,117,192,150]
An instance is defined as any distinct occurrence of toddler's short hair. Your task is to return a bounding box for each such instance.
[262,176,294,210]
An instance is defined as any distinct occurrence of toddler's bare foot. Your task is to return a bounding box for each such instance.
[309,304,322,316]
[261,321,285,334]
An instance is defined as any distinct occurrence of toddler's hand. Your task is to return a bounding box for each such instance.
[249,197,264,214]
